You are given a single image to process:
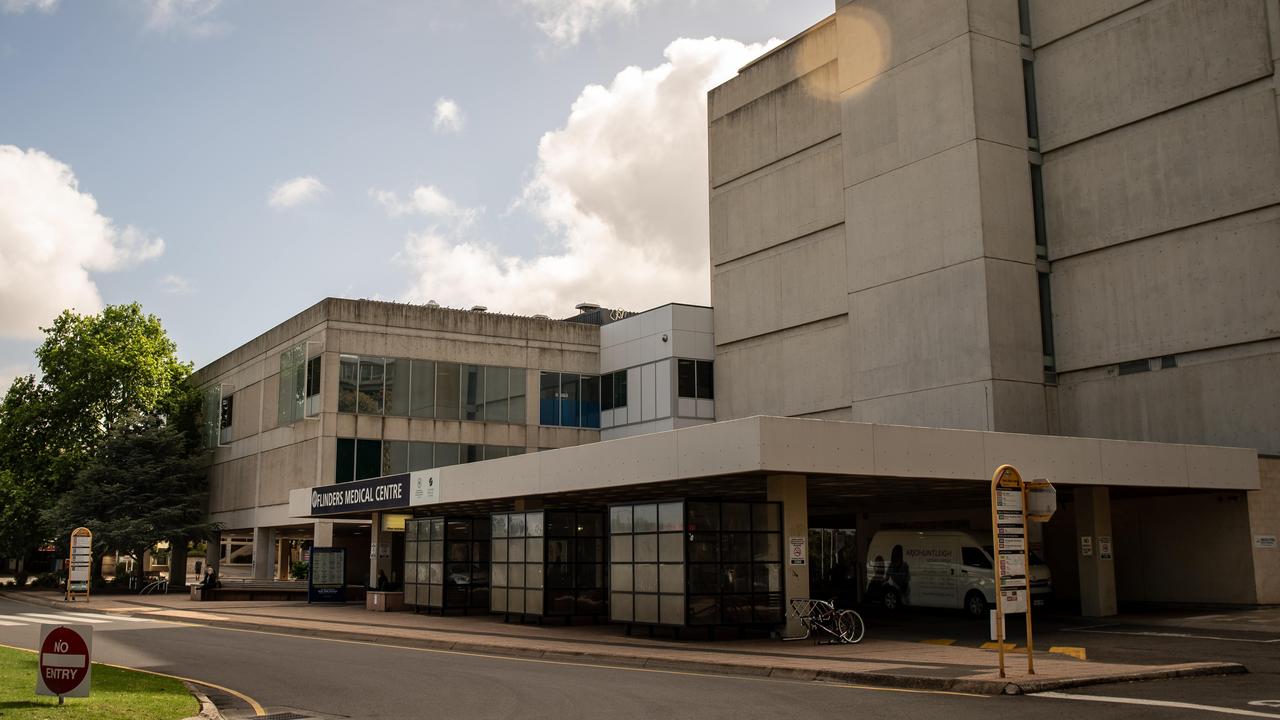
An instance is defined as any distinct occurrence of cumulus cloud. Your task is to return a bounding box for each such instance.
[159,274,193,295]
[371,185,480,226]
[268,176,327,209]
[0,146,165,339]
[397,36,774,316]
[142,0,227,35]
[519,0,649,46]
[2,0,57,14]
[433,98,465,133]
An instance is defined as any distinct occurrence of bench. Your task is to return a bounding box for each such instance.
[190,579,308,602]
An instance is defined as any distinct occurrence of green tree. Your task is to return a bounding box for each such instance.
[44,418,216,588]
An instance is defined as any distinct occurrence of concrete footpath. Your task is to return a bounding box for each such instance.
[0,590,1244,696]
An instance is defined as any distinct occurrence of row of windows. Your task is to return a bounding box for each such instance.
[677,359,714,400]
[599,370,628,411]
[538,371,601,428]
[335,437,526,483]
[338,356,528,424]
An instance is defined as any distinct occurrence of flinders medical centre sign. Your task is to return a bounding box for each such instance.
[309,470,440,516]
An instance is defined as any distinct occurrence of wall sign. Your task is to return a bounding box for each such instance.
[310,474,409,516]
[1098,536,1113,560]
[410,470,440,506]
[1081,536,1094,557]
[308,547,346,603]
[789,536,806,565]
[1255,535,1277,549]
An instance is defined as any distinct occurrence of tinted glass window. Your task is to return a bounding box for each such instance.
[410,359,434,418]
[356,439,382,480]
[306,356,322,398]
[461,364,484,421]
[358,357,385,414]
[335,438,355,483]
[385,358,410,416]
[435,363,460,419]
[696,361,714,400]
[560,373,580,427]
[509,370,526,425]
[601,371,615,411]
[408,441,433,471]
[581,375,600,428]
[540,372,559,425]
[614,371,627,408]
[962,547,992,569]
[434,442,460,468]
[338,355,359,413]
[383,440,408,475]
[484,367,509,423]
[677,359,696,398]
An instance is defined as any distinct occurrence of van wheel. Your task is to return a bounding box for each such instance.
[882,588,901,612]
[965,591,987,619]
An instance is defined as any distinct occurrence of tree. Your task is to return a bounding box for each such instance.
[44,418,216,588]
[0,303,200,581]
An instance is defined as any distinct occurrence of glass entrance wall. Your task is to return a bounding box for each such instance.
[608,500,783,628]
[404,517,490,613]
[491,510,607,619]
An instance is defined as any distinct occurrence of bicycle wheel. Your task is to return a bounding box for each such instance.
[838,610,866,644]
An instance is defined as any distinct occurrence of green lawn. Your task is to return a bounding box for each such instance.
[0,645,196,720]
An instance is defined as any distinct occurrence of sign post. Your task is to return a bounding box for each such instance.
[989,466,1056,678]
[66,527,92,603]
[36,623,92,703]
[307,547,346,603]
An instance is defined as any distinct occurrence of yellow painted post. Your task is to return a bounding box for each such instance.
[989,466,1007,679]
[1022,483,1034,675]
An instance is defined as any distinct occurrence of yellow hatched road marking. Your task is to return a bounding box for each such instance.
[1048,646,1087,660]
[919,639,957,646]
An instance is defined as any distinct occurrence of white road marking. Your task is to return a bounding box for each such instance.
[51,611,152,623]
[1065,627,1280,644]
[1036,691,1280,718]
[0,618,29,626]
[17,612,113,624]
[1184,614,1229,621]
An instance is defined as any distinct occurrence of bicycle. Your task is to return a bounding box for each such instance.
[784,597,866,644]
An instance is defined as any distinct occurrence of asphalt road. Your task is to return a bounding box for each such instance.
[1,595,1278,719]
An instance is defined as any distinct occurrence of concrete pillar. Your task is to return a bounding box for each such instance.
[313,520,334,547]
[168,539,189,589]
[369,514,393,589]
[767,474,810,637]
[205,530,221,577]
[1075,486,1117,617]
[251,527,275,580]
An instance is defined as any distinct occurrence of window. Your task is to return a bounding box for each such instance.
[510,370,527,424]
[338,355,527,425]
[305,355,322,416]
[601,370,627,411]
[382,440,408,476]
[409,441,434,471]
[277,342,307,425]
[601,371,615,411]
[962,547,992,569]
[385,358,410,417]
[539,371,601,428]
[462,364,484,421]
[677,360,714,400]
[218,394,234,445]
[358,357,386,414]
[336,438,355,483]
[338,355,359,413]
[484,367,509,423]
[435,362,460,420]
[202,386,221,448]
[356,439,382,480]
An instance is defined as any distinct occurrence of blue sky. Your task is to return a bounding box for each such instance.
[0,0,831,380]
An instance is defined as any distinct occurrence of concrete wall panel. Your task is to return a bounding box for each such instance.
[710,16,837,121]
[714,317,850,420]
[209,456,256,514]
[714,225,847,344]
[258,439,319,506]
[1250,458,1280,604]
[985,259,1044,384]
[710,139,844,265]
[1051,207,1280,371]
[851,380,995,431]
[1044,81,1280,260]
[1027,0,1144,47]
[836,0,970,91]
[1035,0,1272,151]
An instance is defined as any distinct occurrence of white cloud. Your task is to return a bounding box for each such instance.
[2,0,57,14]
[519,0,648,46]
[159,274,193,295]
[142,0,227,35]
[397,36,775,316]
[433,98,465,133]
[268,176,327,209]
[371,185,480,226]
[0,146,165,339]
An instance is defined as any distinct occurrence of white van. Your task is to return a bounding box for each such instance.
[865,530,1052,618]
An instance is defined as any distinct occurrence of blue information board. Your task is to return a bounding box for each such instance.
[307,547,346,603]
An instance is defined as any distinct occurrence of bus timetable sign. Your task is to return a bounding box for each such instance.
[36,624,92,700]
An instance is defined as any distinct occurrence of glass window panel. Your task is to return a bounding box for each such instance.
[338,355,359,413]
[610,534,632,562]
[559,373,580,427]
[382,440,408,476]
[306,355,322,399]
[658,502,683,532]
[577,564,603,589]
[577,514,602,537]
[658,533,683,562]
[461,364,484,421]
[408,442,433,471]
[526,538,543,564]
[507,446,524,456]
[722,595,753,624]
[610,564,633,592]
[416,563,430,584]
[634,563,658,593]
[435,363,460,419]
[601,371,614,411]
[721,533,751,562]
[509,513,526,537]
[754,563,781,593]
[687,502,719,531]
[613,371,628,409]
[526,512,544,537]
[492,514,508,538]
[547,563,574,589]
[428,585,442,607]
[492,588,506,612]
[463,444,482,463]
[723,564,751,593]
[484,367,509,422]
[434,443,460,468]
[581,375,600,429]
[696,360,714,400]
[508,563,525,589]
[688,564,719,594]
[527,564,544,589]
[660,594,684,625]
[446,520,471,541]
[539,372,559,426]
[633,504,658,533]
[404,584,418,605]
[546,512,573,537]
[492,564,507,587]
[610,592,633,622]
[576,539,603,564]
[687,534,717,562]
[429,541,443,562]
[409,359,435,418]
[634,593,658,623]
[525,589,543,614]
[492,536,507,561]
[508,539,525,563]
[429,518,444,540]
[509,370,526,425]
[356,439,382,480]
[335,438,355,483]
[677,359,696,398]
[358,357,386,414]
[659,564,684,594]
[687,595,719,625]
[546,539,571,565]
[752,503,780,532]
[610,506,633,534]
[385,358,410,416]
[752,534,781,562]
[722,503,750,531]
[427,563,442,584]
[634,534,658,563]
[508,590,524,613]
[446,543,469,563]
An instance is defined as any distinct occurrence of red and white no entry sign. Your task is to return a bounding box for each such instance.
[36,624,92,698]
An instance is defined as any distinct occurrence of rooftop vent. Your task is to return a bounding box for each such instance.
[470,305,488,312]
[533,314,550,320]
[426,300,440,308]
[575,302,601,313]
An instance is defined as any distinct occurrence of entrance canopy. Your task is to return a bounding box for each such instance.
[289,416,1260,520]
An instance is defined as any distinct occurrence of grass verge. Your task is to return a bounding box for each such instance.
[0,644,196,719]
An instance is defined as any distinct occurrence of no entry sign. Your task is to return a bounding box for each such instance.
[36,624,92,698]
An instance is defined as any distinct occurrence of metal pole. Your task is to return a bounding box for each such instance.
[1022,482,1035,675]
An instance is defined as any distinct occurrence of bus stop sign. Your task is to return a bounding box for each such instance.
[37,624,92,698]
